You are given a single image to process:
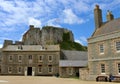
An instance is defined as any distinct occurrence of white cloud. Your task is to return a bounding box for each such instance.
[80,36,87,42]
[75,36,87,46]
[73,1,90,13]
[75,39,83,45]
[46,18,61,27]
[0,0,120,46]
[0,44,3,48]
[62,9,85,24]
[29,17,42,28]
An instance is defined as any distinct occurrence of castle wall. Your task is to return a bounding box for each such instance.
[22,26,74,45]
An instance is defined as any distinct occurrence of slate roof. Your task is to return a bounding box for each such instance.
[93,18,120,37]
[60,50,88,67]
[61,50,88,60]
[59,60,87,67]
[2,45,60,51]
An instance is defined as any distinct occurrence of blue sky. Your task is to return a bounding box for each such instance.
[0,0,120,47]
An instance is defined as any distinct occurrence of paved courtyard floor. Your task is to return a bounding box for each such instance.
[0,76,119,84]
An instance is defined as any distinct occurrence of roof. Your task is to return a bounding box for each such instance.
[2,45,60,51]
[59,60,88,67]
[61,50,88,60]
[93,18,120,37]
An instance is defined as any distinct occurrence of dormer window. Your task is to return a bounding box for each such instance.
[18,45,23,50]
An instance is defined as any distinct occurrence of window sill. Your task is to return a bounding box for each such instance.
[101,73,106,75]
[99,53,104,55]
[116,50,120,53]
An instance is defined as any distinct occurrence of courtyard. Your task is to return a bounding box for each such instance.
[0,76,119,84]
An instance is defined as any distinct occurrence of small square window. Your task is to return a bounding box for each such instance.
[28,55,32,60]
[38,66,42,73]
[9,55,13,62]
[48,56,53,62]
[99,44,104,54]
[118,63,120,74]
[116,41,120,51]
[38,56,43,62]
[18,67,22,73]
[8,67,12,73]
[18,56,22,62]
[101,64,105,74]
[48,65,52,73]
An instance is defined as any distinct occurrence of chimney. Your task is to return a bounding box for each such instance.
[3,40,13,48]
[29,25,34,29]
[94,5,103,29]
[106,10,114,21]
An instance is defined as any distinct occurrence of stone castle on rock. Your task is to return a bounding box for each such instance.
[4,25,74,46]
[0,25,87,77]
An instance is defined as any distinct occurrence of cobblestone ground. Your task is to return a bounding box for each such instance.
[0,76,119,84]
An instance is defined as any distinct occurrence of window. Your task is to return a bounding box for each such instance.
[116,41,120,51]
[48,56,53,62]
[18,56,22,62]
[8,67,12,73]
[38,66,42,73]
[18,67,22,73]
[38,56,43,62]
[99,44,104,54]
[101,64,105,74]
[18,45,23,50]
[118,63,120,74]
[28,55,32,60]
[68,68,73,75]
[48,65,52,73]
[9,55,13,62]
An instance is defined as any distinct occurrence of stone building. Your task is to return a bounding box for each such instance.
[84,5,120,80]
[1,44,60,76]
[0,25,88,77]
[59,50,87,77]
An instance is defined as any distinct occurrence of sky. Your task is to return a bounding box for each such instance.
[0,0,120,48]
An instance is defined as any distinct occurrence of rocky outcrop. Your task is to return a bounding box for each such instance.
[22,25,74,45]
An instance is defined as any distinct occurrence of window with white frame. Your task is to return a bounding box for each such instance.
[101,64,105,74]
[99,44,104,54]
[9,55,13,62]
[18,67,22,73]
[38,66,42,73]
[8,67,12,73]
[48,65,52,73]
[18,56,22,62]
[116,41,120,51]
[118,63,120,74]
[38,55,43,62]
[48,55,53,62]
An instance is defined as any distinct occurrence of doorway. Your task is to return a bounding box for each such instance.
[27,67,32,76]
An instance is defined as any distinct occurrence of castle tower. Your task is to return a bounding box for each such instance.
[94,5,103,29]
[106,10,114,21]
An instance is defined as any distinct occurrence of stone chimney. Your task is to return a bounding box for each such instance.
[94,5,103,29]
[3,40,13,48]
[29,25,34,29]
[106,10,114,21]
